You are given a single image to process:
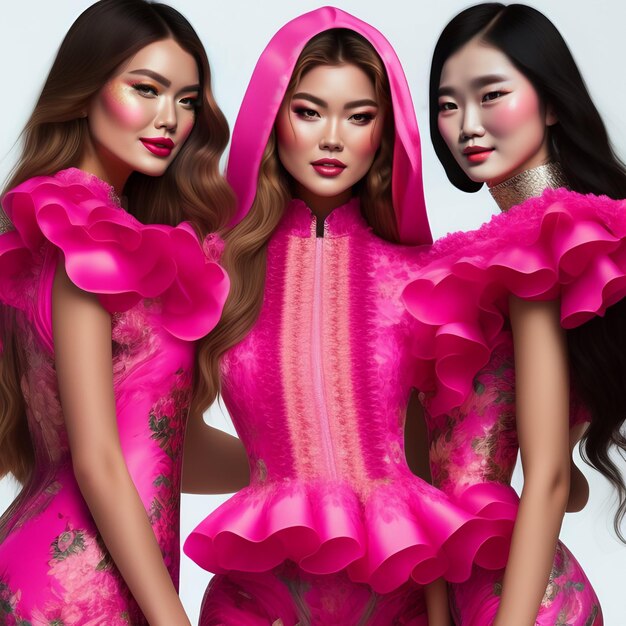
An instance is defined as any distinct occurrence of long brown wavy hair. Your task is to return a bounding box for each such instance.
[0,0,234,483]
[193,28,397,415]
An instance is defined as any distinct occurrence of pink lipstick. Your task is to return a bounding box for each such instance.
[311,158,346,177]
[140,137,175,157]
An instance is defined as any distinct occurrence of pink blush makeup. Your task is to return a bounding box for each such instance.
[102,82,150,128]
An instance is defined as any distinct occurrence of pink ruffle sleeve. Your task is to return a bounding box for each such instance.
[403,188,626,416]
[0,169,229,349]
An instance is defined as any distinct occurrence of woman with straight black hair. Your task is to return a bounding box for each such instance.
[403,3,626,624]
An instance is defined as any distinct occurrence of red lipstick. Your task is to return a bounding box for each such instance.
[463,146,494,163]
[311,158,346,177]
[140,137,175,157]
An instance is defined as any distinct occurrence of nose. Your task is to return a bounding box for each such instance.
[460,104,485,141]
[155,97,177,132]
[319,118,343,152]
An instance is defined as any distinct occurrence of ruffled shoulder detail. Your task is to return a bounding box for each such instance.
[403,188,626,416]
[184,475,519,592]
[0,169,229,342]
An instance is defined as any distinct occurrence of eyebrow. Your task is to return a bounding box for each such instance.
[438,73,509,97]
[128,69,200,93]
[344,98,378,109]
[291,92,378,109]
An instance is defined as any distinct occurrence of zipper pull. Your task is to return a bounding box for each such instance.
[316,215,325,238]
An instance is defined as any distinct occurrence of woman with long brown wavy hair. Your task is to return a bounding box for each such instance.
[183,8,522,625]
[0,0,243,623]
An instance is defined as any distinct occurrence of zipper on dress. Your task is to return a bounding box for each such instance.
[311,215,337,479]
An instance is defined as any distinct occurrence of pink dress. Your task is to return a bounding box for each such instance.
[403,188,624,624]
[185,199,518,625]
[0,168,228,624]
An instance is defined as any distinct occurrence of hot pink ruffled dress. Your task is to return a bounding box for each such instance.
[183,7,521,624]
[0,168,229,624]
[403,187,621,624]
[185,199,518,625]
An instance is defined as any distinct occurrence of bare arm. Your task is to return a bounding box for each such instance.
[53,264,190,626]
[493,297,570,626]
[182,409,250,494]
[405,393,451,625]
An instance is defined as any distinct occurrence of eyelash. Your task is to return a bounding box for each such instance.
[293,107,319,119]
[482,90,507,103]
[292,107,375,124]
[131,83,199,109]
[132,83,159,97]
[350,112,375,125]
[438,102,457,112]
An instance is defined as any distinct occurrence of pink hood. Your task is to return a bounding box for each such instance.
[226,5,432,245]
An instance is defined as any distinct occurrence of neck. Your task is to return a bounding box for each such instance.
[488,162,569,212]
[293,183,353,221]
[78,140,131,196]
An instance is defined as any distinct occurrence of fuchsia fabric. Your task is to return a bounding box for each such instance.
[403,189,616,624]
[0,168,228,624]
[185,199,517,605]
[403,188,626,418]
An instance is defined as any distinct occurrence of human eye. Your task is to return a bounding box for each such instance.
[180,95,200,110]
[293,106,320,120]
[349,112,375,125]
[482,90,507,103]
[132,83,159,98]
[438,100,457,113]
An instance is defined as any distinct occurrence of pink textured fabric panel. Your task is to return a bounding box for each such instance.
[449,543,602,626]
[199,565,428,626]
[403,188,626,416]
[185,199,517,592]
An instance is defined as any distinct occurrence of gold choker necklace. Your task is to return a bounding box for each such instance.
[489,162,569,212]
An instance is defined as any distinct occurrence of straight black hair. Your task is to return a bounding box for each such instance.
[429,3,626,198]
[430,3,626,540]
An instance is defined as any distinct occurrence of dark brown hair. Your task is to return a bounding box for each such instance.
[0,0,234,483]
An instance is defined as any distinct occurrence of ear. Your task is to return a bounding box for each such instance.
[545,102,558,127]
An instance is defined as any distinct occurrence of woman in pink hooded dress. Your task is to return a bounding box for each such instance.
[184,7,521,625]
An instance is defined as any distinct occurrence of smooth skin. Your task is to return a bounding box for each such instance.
[495,297,570,626]
[53,265,191,626]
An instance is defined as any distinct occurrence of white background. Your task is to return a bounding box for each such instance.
[1,1,625,623]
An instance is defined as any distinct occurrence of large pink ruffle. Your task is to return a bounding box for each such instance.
[403,188,626,416]
[184,477,519,593]
[0,169,229,342]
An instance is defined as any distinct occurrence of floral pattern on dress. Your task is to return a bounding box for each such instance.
[427,337,518,498]
[147,367,191,579]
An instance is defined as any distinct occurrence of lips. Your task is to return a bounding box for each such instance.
[462,146,494,164]
[311,158,346,177]
[140,137,175,158]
